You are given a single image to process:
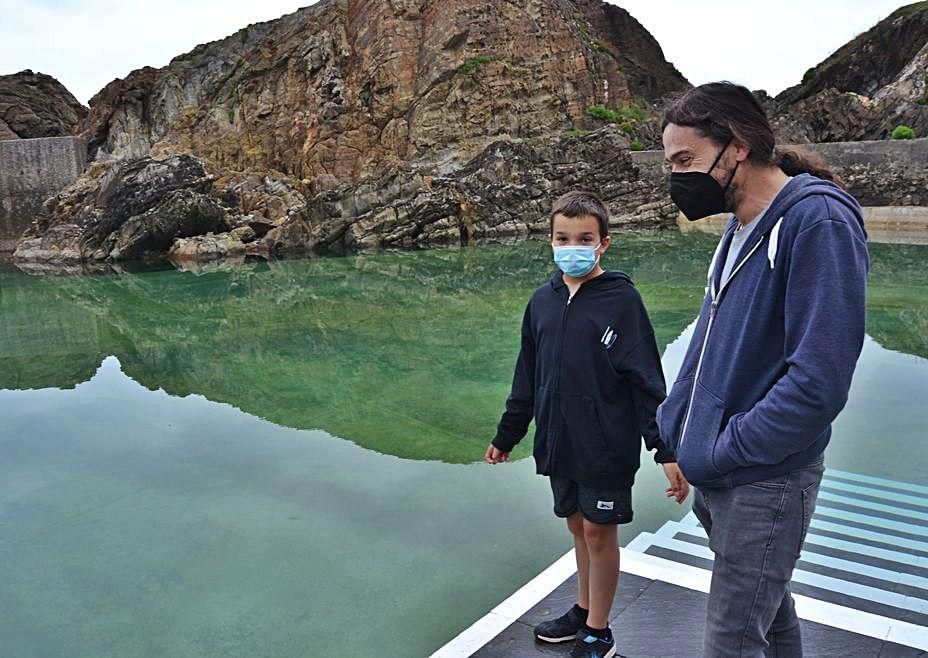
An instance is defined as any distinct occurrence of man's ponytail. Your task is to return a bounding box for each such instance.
[776,148,845,189]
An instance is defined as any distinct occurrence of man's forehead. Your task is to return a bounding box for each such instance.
[663,124,712,159]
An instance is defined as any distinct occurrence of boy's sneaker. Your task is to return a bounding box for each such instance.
[570,626,616,658]
[533,604,587,643]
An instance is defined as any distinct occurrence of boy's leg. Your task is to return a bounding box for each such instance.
[581,518,619,629]
[567,512,591,610]
[534,479,590,643]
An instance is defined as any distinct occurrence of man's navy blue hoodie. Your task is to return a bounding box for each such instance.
[656,174,869,488]
[492,269,674,489]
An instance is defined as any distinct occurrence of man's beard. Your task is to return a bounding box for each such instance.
[724,180,743,214]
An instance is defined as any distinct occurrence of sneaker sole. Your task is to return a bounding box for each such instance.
[534,633,576,643]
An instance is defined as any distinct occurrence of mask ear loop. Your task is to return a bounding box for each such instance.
[707,138,732,175]
[710,138,739,195]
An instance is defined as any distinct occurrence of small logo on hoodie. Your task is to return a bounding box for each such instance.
[600,326,618,349]
[596,500,614,510]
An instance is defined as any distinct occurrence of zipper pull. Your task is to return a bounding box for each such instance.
[709,299,718,318]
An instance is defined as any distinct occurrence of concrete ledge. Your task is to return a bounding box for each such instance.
[676,207,928,244]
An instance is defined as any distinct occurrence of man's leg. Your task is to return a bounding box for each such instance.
[764,584,801,657]
[702,461,824,657]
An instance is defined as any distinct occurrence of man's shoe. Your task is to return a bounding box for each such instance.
[570,627,616,658]
[533,605,586,643]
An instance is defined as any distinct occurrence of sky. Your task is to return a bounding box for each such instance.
[0,0,911,105]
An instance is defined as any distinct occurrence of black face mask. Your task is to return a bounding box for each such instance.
[669,140,739,221]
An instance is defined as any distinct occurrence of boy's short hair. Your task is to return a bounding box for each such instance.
[549,191,610,239]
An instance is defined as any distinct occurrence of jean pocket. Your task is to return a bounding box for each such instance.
[745,474,790,491]
[797,480,821,557]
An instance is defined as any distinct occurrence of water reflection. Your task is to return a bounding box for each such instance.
[0,235,714,462]
[2,236,925,462]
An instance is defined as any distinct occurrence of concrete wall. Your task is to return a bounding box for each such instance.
[630,137,928,233]
[0,137,87,251]
[631,137,928,173]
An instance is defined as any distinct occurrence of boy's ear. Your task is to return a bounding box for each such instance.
[600,234,612,252]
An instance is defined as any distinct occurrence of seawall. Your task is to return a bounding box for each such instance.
[0,137,87,251]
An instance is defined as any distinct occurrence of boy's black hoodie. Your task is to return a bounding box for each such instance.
[492,270,673,489]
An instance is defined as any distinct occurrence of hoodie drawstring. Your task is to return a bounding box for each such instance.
[768,218,783,269]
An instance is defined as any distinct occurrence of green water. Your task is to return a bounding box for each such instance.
[0,234,925,657]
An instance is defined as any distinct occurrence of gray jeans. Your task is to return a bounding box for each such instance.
[693,458,824,657]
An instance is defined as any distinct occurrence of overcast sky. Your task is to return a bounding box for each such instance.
[0,0,909,105]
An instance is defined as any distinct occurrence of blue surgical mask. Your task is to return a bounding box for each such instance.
[553,244,600,277]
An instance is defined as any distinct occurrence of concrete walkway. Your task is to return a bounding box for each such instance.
[434,468,928,657]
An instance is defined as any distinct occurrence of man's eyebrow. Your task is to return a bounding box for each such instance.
[666,148,692,163]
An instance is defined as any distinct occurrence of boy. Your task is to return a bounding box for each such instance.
[485,191,689,658]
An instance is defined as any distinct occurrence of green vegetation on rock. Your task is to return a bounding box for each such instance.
[891,125,916,139]
[461,56,498,74]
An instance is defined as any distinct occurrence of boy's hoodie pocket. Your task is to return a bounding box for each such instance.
[675,381,732,487]
[532,386,557,472]
[557,394,612,476]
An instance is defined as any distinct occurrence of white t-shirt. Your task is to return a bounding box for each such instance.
[719,178,792,286]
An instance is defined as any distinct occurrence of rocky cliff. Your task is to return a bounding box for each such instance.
[15,0,689,263]
[772,1,928,142]
[79,0,687,185]
[0,70,88,141]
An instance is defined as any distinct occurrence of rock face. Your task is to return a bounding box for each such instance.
[267,125,674,254]
[0,70,88,140]
[78,0,688,186]
[18,125,674,262]
[13,155,229,262]
[13,0,690,263]
[773,2,928,142]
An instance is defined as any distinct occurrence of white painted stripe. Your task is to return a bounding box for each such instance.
[680,512,702,526]
[632,532,928,612]
[818,489,928,522]
[825,469,928,497]
[428,551,576,657]
[657,520,928,571]
[619,550,928,651]
[813,504,928,538]
[801,533,928,571]
[677,511,928,552]
[652,524,928,590]
[820,478,928,510]
[812,518,928,552]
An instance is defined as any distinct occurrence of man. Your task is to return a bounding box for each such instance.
[656,82,869,656]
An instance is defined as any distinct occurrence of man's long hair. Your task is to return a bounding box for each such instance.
[662,82,845,188]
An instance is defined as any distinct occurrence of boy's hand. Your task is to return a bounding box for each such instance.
[484,444,510,464]
[662,462,690,503]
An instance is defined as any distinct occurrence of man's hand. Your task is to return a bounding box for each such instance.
[484,444,510,464]
[662,462,690,503]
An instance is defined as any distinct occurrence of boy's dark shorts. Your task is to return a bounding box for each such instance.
[550,475,633,525]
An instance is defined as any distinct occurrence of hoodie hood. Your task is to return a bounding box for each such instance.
[710,173,868,286]
[549,269,633,291]
[726,173,866,241]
